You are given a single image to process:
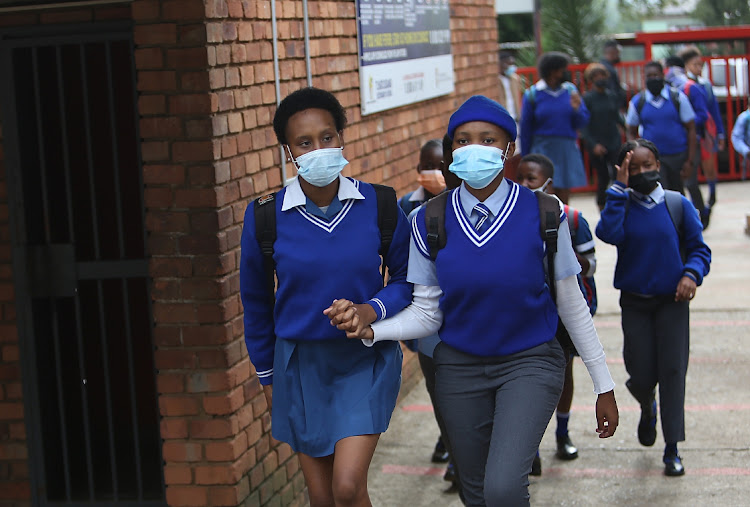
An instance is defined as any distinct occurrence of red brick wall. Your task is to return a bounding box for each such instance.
[0,0,500,505]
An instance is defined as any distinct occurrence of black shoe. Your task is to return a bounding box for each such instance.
[530,455,542,476]
[708,192,716,207]
[443,461,456,482]
[556,435,579,460]
[638,399,657,447]
[431,438,450,463]
[663,453,685,476]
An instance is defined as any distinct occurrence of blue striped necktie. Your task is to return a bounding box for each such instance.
[473,203,492,233]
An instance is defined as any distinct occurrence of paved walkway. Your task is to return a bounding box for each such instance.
[368,180,750,506]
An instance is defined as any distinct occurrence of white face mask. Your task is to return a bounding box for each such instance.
[449,143,510,190]
[288,146,349,187]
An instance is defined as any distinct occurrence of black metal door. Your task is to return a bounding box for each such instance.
[0,23,165,506]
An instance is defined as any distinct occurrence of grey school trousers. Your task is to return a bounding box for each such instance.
[659,151,687,194]
[433,340,566,507]
[620,292,690,444]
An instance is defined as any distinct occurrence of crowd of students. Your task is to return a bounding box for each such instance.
[239,41,715,506]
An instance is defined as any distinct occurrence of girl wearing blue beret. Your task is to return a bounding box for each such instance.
[327,96,619,506]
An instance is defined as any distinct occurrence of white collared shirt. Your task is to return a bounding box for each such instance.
[281,174,365,212]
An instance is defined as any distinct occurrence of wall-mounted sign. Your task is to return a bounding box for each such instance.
[356,0,454,116]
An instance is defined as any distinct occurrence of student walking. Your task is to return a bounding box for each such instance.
[582,63,625,210]
[328,96,618,506]
[626,61,697,197]
[398,139,446,215]
[517,154,599,474]
[731,106,750,180]
[596,138,711,477]
[240,87,413,506]
[520,52,590,204]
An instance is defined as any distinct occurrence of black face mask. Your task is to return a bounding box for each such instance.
[629,171,660,195]
[612,57,621,65]
[594,78,608,89]
[646,77,664,96]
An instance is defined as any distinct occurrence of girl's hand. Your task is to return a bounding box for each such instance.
[595,390,619,438]
[324,299,377,337]
[675,276,697,302]
[615,151,632,186]
[570,92,582,111]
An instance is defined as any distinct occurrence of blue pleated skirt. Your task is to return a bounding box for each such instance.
[271,337,402,457]
[530,135,588,189]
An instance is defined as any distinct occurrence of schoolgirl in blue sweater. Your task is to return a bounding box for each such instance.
[240,87,412,506]
[596,138,711,477]
[520,51,590,204]
[328,96,618,506]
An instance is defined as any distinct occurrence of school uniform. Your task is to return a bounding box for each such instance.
[625,87,695,192]
[399,186,435,216]
[730,109,750,179]
[240,175,413,457]
[370,179,614,506]
[582,88,625,208]
[596,181,711,445]
[520,80,590,189]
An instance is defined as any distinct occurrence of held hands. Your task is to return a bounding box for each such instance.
[570,92,582,111]
[675,275,697,302]
[595,390,619,438]
[615,151,632,186]
[323,299,376,340]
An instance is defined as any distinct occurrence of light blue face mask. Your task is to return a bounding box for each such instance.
[449,144,509,189]
[289,146,349,187]
[505,65,517,77]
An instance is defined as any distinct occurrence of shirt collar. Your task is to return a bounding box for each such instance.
[281,174,365,211]
[645,86,669,103]
[409,187,426,202]
[631,182,665,204]
[458,178,510,219]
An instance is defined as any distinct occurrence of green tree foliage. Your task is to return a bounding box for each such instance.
[497,13,534,43]
[617,0,679,16]
[541,0,607,62]
[693,0,750,26]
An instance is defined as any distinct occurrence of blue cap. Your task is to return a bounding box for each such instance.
[447,95,517,141]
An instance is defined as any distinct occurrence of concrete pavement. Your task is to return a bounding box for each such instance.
[368,180,750,506]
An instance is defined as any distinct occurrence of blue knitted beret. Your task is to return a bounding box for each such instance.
[446,95,517,141]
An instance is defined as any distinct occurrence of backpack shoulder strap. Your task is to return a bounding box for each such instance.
[636,91,647,116]
[663,190,684,237]
[536,192,560,301]
[424,191,450,261]
[254,192,278,308]
[372,184,398,276]
[669,86,682,113]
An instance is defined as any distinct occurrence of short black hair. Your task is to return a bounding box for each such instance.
[520,153,554,180]
[499,50,514,61]
[617,138,660,166]
[272,87,347,144]
[665,55,684,69]
[604,39,619,50]
[678,46,701,64]
[644,60,663,74]
[421,138,443,154]
[538,52,570,81]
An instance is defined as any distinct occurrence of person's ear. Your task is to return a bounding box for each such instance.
[283,144,292,162]
[338,130,345,148]
[507,141,517,156]
[655,159,661,172]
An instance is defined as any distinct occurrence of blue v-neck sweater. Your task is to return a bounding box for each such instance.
[240,181,413,385]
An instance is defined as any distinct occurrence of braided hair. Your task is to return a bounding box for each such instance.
[617,138,660,166]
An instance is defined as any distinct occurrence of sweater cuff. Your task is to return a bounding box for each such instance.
[367,298,387,321]
[256,368,273,386]
[683,269,698,283]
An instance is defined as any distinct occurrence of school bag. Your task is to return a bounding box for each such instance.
[423,189,577,351]
[253,182,399,307]
[563,204,597,315]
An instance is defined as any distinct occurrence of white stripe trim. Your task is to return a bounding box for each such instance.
[370,298,387,320]
[575,239,596,253]
[411,213,430,257]
[256,368,273,378]
[453,182,519,248]
[294,181,359,233]
[609,183,626,195]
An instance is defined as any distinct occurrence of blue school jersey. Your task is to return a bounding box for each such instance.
[625,88,695,155]
[240,176,413,385]
[596,182,711,295]
[410,181,581,357]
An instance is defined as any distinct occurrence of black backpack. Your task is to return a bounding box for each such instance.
[423,189,576,351]
[635,86,681,118]
[253,183,399,308]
